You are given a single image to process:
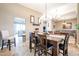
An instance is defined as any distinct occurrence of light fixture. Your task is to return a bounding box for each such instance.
[43,2,47,24]
[53,9,58,21]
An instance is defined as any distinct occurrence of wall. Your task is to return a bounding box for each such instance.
[77,4,79,46]
[0,3,42,45]
[54,18,77,30]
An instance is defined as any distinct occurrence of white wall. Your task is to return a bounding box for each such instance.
[0,3,42,42]
[77,4,79,46]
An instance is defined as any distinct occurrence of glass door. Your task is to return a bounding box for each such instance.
[14,17,26,45]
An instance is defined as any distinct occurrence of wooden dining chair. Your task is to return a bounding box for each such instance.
[29,32,35,52]
[38,34,54,56]
[29,32,41,56]
[59,33,70,56]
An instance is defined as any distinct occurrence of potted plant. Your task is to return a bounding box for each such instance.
[75,24,79,30]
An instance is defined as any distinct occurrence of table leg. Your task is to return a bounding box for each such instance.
[53,43,59,56]
[49,40,59,56]
[63,49,68,56]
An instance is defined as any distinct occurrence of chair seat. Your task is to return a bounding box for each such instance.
[59,44,64,50]
[35,39,53,49]
[8,36,15,40]
[47,43,53,48]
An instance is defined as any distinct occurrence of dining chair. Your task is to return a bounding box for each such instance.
[38,34,54,56]
[0,30,16,51]
[59,33,70,56]
[34,36,42,56]
[29,32,35,52]
[29,32,40,56]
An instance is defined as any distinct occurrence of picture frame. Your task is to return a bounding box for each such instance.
[33,17,40,26]
[30,15,41,26]
[38,17,41,24]
[30,15,35,23]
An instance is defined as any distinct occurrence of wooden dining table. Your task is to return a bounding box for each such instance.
[38,33,65,56]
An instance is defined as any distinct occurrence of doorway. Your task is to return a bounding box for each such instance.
[14,17,26,46]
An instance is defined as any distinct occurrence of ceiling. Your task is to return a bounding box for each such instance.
[20,3,77,21]
[20,3,67,13]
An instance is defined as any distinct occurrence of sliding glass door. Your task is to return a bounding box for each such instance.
[14,17,26,45]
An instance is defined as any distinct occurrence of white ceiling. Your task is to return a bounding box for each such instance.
[20,3,45,13]
[20,3,77,20]
[20,3,67,13]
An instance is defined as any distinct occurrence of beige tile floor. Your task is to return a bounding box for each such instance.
[0,41,33,56]
[0,36,79,56]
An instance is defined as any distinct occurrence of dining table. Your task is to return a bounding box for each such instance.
[38,32,65,56]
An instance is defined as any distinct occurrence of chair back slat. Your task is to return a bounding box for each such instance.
[38,34,47,49]
[63,33,70,50]
[30,32,35,39]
